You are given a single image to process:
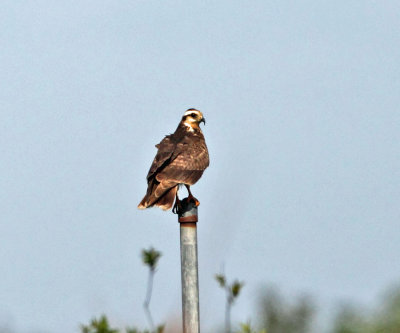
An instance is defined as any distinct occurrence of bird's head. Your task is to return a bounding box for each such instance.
[182,108,206,130]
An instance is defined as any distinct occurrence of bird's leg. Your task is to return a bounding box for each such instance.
[172,190,183,214]
[185,185,200,207]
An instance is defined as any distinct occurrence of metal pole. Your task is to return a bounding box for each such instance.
[178,199,200,333]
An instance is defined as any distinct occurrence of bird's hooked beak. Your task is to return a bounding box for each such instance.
[200,118,206,126]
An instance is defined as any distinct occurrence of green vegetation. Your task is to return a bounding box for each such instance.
[141,248,162,272]
[81,315,118,333]
[77,247,400,333]
[4,243,395,333]
[236,322,266,333]
[258,288,314,333]
[215,273,244,333]
[80,247,164,333]
[78,285,400,333]
[332,284,400,333]
[141,247,162,332]
[80,315,164,333]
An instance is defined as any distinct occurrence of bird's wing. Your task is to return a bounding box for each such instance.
[146,135,186,181]
[170,148,209,170]
[155,139,209,185]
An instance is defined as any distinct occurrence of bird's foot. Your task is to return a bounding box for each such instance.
[172,198,183,214]
[187,194,200,207]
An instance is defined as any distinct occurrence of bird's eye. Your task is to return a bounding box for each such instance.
[191,113,197,117]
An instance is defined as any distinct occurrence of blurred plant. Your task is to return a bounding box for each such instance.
[125,325,164,333]
[80,315,165,333]
[375,284,400,332]
[141,247,162,332]
[258,288,314,333]
[236,322,266,333]
[331,305,369,333]
[331,284,400,333]
[80,247,163,333]
[81,315,119,333]
[215,273,244,333]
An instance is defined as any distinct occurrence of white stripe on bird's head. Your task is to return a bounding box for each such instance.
[181,108,205,131]
[184,108,202,118]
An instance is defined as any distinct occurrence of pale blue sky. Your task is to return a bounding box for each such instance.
[1,1,400,332]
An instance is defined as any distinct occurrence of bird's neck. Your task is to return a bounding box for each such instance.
[181,121,200,133]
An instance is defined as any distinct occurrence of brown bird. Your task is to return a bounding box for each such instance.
[138,108,209,211]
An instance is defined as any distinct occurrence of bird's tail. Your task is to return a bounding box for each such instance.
[138,181,178,211]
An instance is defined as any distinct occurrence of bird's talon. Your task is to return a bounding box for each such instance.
[187,195,200,207]
[172,199,183,214]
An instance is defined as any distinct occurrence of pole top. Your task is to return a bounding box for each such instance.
[177,198,198,223]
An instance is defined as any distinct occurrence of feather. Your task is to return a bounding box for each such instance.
[154,185,178,210]
[138,109,209,211]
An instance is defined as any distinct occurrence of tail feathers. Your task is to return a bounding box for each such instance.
[138,182,177,211]
[154,186,177,210]
[137,197,148,210]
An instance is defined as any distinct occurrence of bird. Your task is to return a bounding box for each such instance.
[138,108,209,212]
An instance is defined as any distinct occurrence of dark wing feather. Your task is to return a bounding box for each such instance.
[155,138,209,185]
[146,135,178,180]
[139,124,209,210]
[172,143,209,170]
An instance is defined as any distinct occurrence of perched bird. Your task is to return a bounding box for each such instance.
[138,108,209,212]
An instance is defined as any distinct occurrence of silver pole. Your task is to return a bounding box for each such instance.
[179,200,200,333]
